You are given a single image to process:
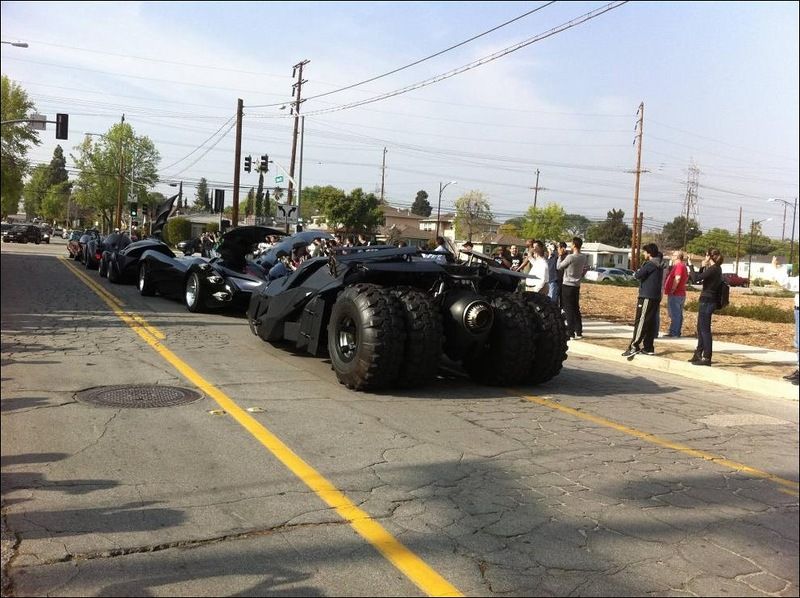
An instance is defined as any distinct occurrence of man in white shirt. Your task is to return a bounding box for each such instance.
[525,240,549,293]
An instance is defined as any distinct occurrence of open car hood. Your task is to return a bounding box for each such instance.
[151,193,179,237]
[216,225,286,260]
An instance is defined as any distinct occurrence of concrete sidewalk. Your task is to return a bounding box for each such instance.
[569,319,798,401]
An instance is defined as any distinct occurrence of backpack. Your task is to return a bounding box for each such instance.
[716,280,730,310]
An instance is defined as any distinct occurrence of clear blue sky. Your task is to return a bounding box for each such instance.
[2,1,798,238]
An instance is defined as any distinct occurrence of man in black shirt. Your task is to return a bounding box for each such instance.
[622,244,663,357]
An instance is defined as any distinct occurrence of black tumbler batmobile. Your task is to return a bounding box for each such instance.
[137,225,286,312]
[247,243,568,392]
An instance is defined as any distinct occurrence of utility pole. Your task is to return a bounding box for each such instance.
[114,114,125,230]
[297,115,306,229]
[637,211,644,267]
[530,169,544,210]
[631,102,644,269]
[380,147,387,203]
[288,59,309,205]
[781,203,786,241]
[232,98,244,226]
[736,206,742,275]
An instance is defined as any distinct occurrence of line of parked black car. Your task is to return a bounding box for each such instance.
[1,222,51,244]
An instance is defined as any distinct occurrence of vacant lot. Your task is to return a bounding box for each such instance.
[581,283,796,352]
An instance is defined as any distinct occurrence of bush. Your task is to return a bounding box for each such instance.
[162,217,191,247]
[598,277,639,287]
[685,299,794,323]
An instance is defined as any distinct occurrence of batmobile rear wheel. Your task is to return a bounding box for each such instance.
[98,256,108,278]
[185,272,206,313]
[463,292,534,386]
[517,293,569,384]
[138,263,156,296]
[107,259,121,283]
[389,286,443,387]
[328,284,405,391]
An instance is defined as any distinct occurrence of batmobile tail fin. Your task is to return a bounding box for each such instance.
[150,193,179,239]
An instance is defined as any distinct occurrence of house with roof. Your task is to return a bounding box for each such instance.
[581,242,631,270]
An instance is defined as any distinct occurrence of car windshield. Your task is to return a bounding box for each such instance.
[12,225,29,232]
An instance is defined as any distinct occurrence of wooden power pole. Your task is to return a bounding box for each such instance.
[380,147,387,202]
[631,102,644,269]
[232,98,243,226]
[735,206,742,274]
[288,59,309,205]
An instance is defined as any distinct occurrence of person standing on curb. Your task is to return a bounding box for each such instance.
[546,242,560,304]
[622,243,663,357]
[525,240,549,294]
[688,248,724,366]
[664,250,689,337]
[557,237,587,340]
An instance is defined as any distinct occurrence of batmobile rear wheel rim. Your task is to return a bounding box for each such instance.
[138,267,146,291]
[186,275,198,306]
[336,316,358,362]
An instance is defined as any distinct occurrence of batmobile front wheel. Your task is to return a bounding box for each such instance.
[98,256,108,278]
[327,284,406,391]
[185,272,206,313]
[139,263,156,296]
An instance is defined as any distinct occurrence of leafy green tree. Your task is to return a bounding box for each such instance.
[71,123,160,231]
[244,187,255,217]
[320,187,384,233]
[255,171,265,219]
[586,209,633,247]
[454,190,493,242]
[564,213,592,238]
[41,181,72,223]
[1,76,40,218]
[498,223,521,237]
[686,228,738,257]
[522,202,567,242]
[504,216,526,231]
[411,190,432,217]
[661,215,701,249]
[300,185,342,220]
[194,177,210,211]
[22,164,50,219]
[47,145,69,187]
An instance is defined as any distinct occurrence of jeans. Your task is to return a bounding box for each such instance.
[794,306,798,351]
[696,301,715,360]
[548,281,560,305]
[667,295,686,337]
[561,284,582,337]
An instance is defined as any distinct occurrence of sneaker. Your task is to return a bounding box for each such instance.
[782,369,799,381]
[573,335,584,340]
[621,348,639,357]
[641,350,656,356]
[692,358,712,366]
[688,353,701,363]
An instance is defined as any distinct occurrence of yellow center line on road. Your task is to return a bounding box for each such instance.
[517,392,800,497]
[60,257,462,597]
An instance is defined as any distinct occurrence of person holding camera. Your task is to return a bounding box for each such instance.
[622,243,663,357]
[688,248,724,366]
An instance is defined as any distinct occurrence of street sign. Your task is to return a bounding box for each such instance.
[274,175,284,184]
[274,203,298,224]
[30,114,46,131]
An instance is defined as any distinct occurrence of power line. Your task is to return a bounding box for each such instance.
[295,2,629,117]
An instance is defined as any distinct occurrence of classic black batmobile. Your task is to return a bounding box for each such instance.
[247,244,568,392]
[103,194,177,283]
[137,225,286,312]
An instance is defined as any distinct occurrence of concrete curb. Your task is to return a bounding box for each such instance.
[567,341,799,401]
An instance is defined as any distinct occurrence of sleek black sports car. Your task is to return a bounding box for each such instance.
[97,232,132,277]
[102,193,177,283]
[137,225,286,312]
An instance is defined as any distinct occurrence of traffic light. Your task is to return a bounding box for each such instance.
[244,155,252,173]
[129,202,138,218]
[55,113,69,140]
[213,189,225,213]
[260,155,269,172]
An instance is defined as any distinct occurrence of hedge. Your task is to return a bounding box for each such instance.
[685,299,794,323]
[162,217,191,247]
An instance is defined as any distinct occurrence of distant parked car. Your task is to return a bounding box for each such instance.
[584,267,634,282]
[2,224,42,244]
[722,272,748,287]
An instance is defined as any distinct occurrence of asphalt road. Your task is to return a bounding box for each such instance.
[2,239,798,597]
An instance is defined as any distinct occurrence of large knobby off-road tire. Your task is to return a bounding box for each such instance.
[328,284,406,391]
[515,292,569,384]
[389,286,443,388]
[463,292,534,386]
